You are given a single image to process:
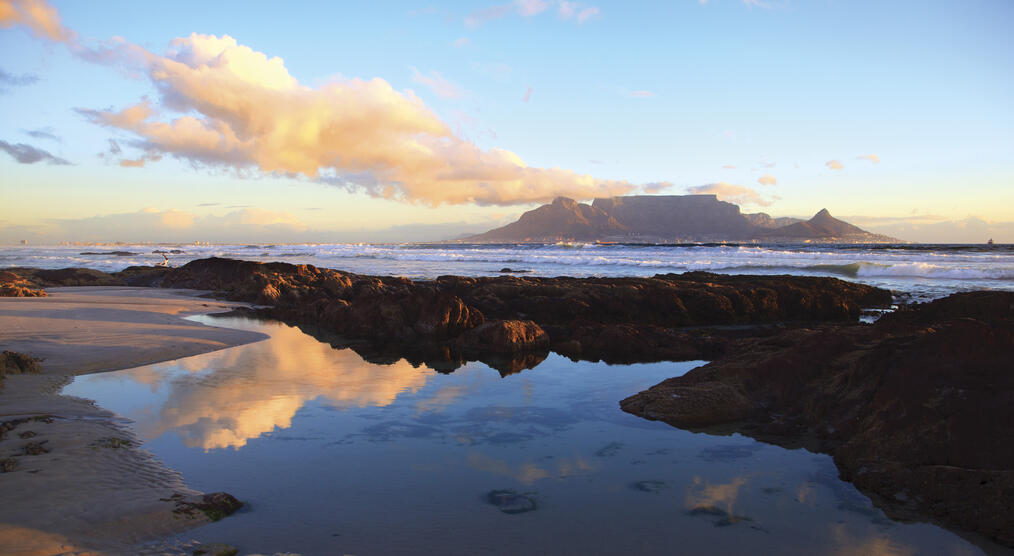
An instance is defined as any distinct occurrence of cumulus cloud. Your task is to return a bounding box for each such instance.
[0,0,74,41]
[410,66,465,99]
[686,182,774,206]
[66,33,636,205]
[0,139,70,165]
[857,153,880,164]
[826,159,844,171]
[12,0,637,206]
[757,173,776,186]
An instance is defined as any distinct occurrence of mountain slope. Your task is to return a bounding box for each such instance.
[468,197,627,242]
[762,209,892,241]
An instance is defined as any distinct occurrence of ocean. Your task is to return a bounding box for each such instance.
[4,242,1013,302]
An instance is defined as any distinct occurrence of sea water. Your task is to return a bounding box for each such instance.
[62,316,998,555]
[4,242,1013,302]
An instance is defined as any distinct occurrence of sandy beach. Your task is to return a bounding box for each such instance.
[0,287,267,555]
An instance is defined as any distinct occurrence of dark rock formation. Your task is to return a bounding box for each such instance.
[168,492,244,522]
[146,258,889,368]
[6,267,127,287]
[4,257,891,372]
[621,291,1014,547]
[0,270,46,297]
[0,351,42,387]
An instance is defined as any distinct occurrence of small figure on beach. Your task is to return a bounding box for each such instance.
[156,253,170,267]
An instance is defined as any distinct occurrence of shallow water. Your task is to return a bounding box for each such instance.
[64,316,987,555]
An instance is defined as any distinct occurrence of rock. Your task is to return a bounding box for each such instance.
[0,351,42,387]
[171,491,243,522]
[193,543,238,556]
[621,291,1014,547]
[457,320,549,354]
[6,258,892,368]
[0,271,46,297]
[485,489,537,514]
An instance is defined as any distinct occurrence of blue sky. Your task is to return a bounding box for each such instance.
[1,0,1012,243]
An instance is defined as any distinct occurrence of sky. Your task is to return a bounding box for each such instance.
[1,0,1012,243]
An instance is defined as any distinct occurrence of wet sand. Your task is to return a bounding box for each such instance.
[0,287,267,554]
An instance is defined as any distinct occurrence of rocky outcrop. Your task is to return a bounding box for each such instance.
[3,257,891,372]
[5,267,129,288]
[620,291,1014,546]
[0,351,42,387]
[152,258,888,367]
[0,271,46,297]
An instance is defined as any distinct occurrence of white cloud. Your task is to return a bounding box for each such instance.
[452,37,471,48]
[686,182,775,207]
[626,90,656,98]
[577,6,599,23]
[522,86,533,102]
[559,1,577,18]
[515,0,548,17]
[410,66,466,99]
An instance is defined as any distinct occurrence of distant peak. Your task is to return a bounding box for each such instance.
[552,196,577,207]
[815,208,831,217]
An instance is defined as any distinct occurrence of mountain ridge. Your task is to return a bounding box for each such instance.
[466,195,900,243]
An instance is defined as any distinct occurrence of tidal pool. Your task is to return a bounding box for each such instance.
[64,315,987,555]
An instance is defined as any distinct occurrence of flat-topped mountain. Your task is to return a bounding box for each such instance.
[467,195,899,243]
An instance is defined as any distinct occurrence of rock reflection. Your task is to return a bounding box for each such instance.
[136,318,439,450]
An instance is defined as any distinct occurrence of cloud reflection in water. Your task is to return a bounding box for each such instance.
[130,318,439,450]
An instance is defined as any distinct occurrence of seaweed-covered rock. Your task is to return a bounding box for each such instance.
[0,271,46,297]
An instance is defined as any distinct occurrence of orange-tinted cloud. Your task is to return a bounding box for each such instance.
[7,1,638,206]
[757,173,776,186]
[0,0,73,42]
[64,32,637,206]
[826,159,844,171]
[687,182,774,206]
[857,153,880,164]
